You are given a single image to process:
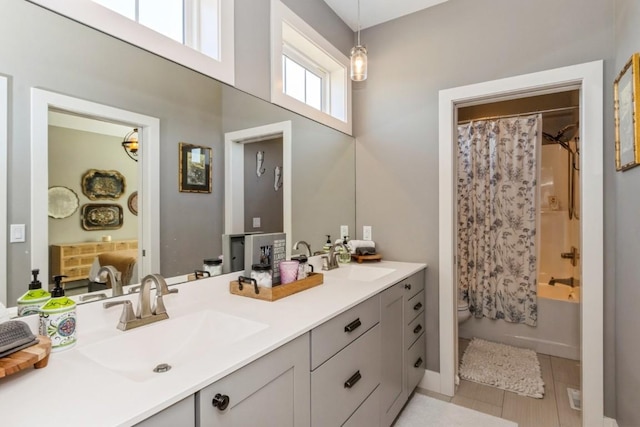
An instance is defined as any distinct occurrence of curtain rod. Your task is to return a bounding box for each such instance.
[457,106,579,125]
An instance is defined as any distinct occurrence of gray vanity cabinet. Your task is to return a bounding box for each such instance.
[379,283,406,427]
[196,333,311,427]
[135,395,195,427]
[379,269,426,427]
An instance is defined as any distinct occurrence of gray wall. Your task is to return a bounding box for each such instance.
[48,126,138,245]
[614,0,640,425]
[244,138,284,233]
[1,0,354,303]
[352,0,617,415]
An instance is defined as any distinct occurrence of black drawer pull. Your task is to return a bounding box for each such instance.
[413,302,423,311]
[344,318,362,333]
[212,393,230,411]
[413,324,423,334]
[344,370,362,388]
[414,357,423,368]
[404,283,412,290]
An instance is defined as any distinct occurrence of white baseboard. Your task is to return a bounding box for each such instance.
[417,370,444,394]
[604,417,618,427]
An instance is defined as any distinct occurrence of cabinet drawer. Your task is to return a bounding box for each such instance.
[405,312,425,349]
[311,295,380,369]
[311,324,381,427]
[342,386,380,427]
[400,270,425,300]
[406,332,426,393]
[405,290,424,324]
[61,246,81,256]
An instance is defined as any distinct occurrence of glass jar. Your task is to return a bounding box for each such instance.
[292,255,309,279]
[251,263,273,288]
[203,258,223,277]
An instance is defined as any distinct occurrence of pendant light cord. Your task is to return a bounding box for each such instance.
[357,0,361,46]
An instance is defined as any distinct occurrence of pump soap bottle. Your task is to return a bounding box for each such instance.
[39,275,77,351]
[323,235,332,253]
[17,269,51,317]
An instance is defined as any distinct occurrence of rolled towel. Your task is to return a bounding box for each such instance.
[348,240,376,254]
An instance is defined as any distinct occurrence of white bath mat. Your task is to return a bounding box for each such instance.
[459,338,545,398]
[394,393,517,427]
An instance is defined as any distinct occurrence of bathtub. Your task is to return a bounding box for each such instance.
[458,282,580,360]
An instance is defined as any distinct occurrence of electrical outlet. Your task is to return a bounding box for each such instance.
[253,217,261,228]
[340,225,349,240]
[363,225,372,241]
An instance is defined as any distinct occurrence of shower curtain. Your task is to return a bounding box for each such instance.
[457,115,540,326]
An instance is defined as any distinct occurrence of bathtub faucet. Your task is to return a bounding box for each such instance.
[549,276,574,287]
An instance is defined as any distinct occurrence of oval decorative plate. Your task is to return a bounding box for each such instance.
[128,191,138,216]
[48,186,79,219]
[81,169,126,200]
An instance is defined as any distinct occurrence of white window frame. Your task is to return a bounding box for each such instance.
[271,0,352,135]
[282,46,328,112]
[26,0,235,86]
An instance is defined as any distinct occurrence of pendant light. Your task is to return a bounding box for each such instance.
[350,0,367,81]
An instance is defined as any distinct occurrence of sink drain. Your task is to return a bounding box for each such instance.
[153,363,172,373]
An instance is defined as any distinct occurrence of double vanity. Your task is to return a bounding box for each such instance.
[0,261,426,427]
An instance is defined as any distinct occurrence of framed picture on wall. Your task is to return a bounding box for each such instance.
[179,142,212,193]
[614,53,640,171]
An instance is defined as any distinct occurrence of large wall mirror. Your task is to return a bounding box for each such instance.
[2,1,355,309]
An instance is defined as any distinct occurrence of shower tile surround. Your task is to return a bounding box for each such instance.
[446,338,582,427]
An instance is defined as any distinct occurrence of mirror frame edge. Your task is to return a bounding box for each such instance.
[1,75,7,305]
[30,88,160,287]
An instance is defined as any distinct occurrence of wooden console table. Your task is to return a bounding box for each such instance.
[50,240,138,283]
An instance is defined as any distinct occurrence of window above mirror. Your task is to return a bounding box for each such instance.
[27,0,235,85]
[271,0,352,135]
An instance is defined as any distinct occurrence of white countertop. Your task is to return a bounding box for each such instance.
[0,261,426,427]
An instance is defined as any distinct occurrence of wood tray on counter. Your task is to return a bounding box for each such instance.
[230,272,323,302]
[351,253,382,263]
[0,335,51,379]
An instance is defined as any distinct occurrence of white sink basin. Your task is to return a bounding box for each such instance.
[324,265,396,282]
[78,309,268,382]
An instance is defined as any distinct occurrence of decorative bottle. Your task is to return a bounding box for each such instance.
[17,269,51,317]
[39,275,77,351]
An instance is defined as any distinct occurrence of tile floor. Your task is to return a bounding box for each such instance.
[418,339,582,427]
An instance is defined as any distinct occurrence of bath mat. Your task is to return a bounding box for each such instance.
[459,338,545,398]
[394,393,517,427]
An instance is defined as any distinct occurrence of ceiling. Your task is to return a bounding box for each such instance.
[322,0,448,31]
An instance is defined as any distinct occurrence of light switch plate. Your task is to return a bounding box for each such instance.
[10,224,26,243]
[252,217,261,228]
[363,226,372,241]
[340,225,349,240]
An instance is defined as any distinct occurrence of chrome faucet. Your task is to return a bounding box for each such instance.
[103,274,178,331]
[324,243,347,270]
[96,266,123,297]
[549,277,574,287]
[293,240,312,257]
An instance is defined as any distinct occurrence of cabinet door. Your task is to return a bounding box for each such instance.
[135,395,195,427]
[197,333,310,427]
[379,283,406,427]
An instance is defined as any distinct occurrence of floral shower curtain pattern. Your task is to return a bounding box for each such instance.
[457,115,540,326]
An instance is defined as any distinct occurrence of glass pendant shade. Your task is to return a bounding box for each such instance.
[350,45,368,81]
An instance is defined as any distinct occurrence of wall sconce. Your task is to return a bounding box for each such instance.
[122,128,139,162]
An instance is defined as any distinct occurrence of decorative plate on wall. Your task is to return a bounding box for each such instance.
[81,204,123,230]
[81,169,126,200]
[127,191,138,216]
[48,186,79,219]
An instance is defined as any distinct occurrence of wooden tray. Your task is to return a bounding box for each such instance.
[0,335,51,379]
[351,253,382,263]
[230,272,323,302]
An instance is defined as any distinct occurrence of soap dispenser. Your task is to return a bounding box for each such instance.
[323,235,332,253]
[17,269,51,317]
[39,275,77,351]
[339,236,351,264]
